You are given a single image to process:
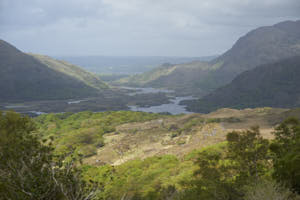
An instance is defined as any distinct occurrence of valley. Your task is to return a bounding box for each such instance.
[114,20,300,98]
[1,17,300,200]
[0,88,172,115]
[3,20,300,116]
[1,86,197,115]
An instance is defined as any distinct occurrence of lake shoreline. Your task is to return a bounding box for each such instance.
[1,87,195,116]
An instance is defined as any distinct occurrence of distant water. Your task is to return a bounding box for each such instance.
[121,87,174,96]
[28,111,46,115]
[125,87,196,115]
[3,87,196,115]
[67,99,89,104]
[129,96,196,115]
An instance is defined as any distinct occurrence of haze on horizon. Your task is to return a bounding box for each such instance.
[0,0,300,57]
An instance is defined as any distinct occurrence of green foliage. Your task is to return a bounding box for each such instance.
[171,132,180,138]
[244,179,300,200]
[206,118,222,123]
[78,122,299,199]
[81,154,198,200]
[226,127,270,184]
[2,110,299,199]
[35,111,163,157]
[270,118,300,193]
[181,118,205,132]
[180,127,270,200]
[0,111,98,200]
[179,143,240,200]
[32,54,108,90]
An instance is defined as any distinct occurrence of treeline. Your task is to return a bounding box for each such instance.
[1,111,300,199]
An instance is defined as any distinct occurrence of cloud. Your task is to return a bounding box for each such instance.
[0,0,299,56]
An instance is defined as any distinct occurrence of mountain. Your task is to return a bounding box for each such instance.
[183,56,300,113]
[30,54,107,90]
[115,20,300,96]
[58,55,217,74]
[115,61,220,96]
[211,20,300,84]
[0,40,108,102]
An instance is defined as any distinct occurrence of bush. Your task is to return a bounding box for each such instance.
[170,132,177,138]
[244,179,300,200]
[0,111,99,199]
[270,118,300,193]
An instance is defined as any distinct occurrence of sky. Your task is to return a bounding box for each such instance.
[0,0,300,57]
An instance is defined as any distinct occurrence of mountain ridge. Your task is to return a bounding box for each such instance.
[29,53,108,90]
[0,39,108,102]
[114,20,300,96]
[183,56,300,113]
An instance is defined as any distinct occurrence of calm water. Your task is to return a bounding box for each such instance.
[121,87,174,96]
[3,87,196,115]
[67,99,89,104]
[125,87,196,114]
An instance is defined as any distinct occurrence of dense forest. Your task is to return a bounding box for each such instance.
[1,111,300,199]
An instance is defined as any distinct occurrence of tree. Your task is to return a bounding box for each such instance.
[179,144,240,200]
[0,111,99,200]
[270,118,300,194]
[226,126,270,185]
[181,127,270,200]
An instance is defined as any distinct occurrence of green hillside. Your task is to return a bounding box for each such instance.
[30,54,108,90]
[114,20,300,96]
[115,61,221,96]
[184,56,300,113]
[3,109,300,199]
[0,40,108,102]
[35,111,164,157]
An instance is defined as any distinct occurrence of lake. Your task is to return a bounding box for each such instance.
[125,87,196,115]
[2,87,196,116]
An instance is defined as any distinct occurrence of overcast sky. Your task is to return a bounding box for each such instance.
[0,0,300,57]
